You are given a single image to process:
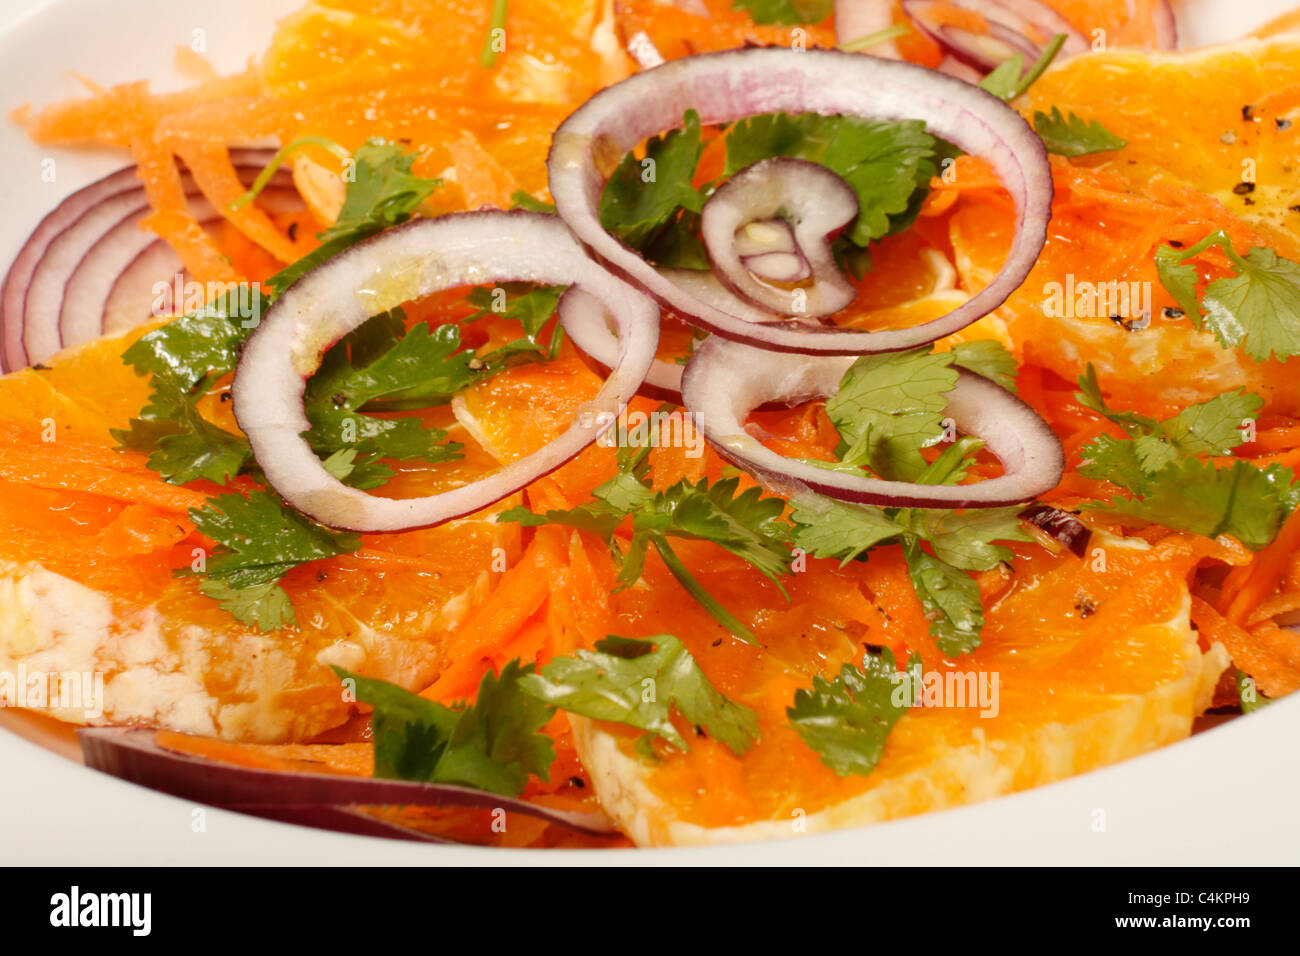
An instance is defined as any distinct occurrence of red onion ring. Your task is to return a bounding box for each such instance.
[1019,503,1090,556]
[901,0,1087,74]
[680,337,1064,507]
[1153,0,1177,50]
[700,157,858,317]
[233,210,659,532]
[1,149,288,371]
[548,47,1053,356]
[79,727,618,838]
[561,266,783,404]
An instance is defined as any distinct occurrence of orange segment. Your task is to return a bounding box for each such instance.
[576,532,1224,846]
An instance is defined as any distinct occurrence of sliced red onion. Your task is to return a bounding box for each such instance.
[2,167,142,371]
[233,210,660,532]
[732,218,796,257]
[901,0,1087,74]
[1019,503,1090,556]
[548,47,1053,355]
[1153,0,1177,50]
[701,158,857,317]
[561,266,783,404]
[680,337,1063,507]
[60,186,302,346]
[742,251,810,283]
[1,150,288,371]
[835,0,903,58]
[79,727,618,838]
[936,56,986,83]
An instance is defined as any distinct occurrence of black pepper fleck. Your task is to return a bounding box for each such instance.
[331,391,348,407]
[1233,181,1256,195]
[287,221,299,241]
[1162,307,1184,319]
[1243,104,1257,122]
[1075,596,1097,619]
[864,642,885,656]
[568,776,585,789]
[220,391,232,402]
[1278,117,1293,131]
[1168,239,1184,248]
[711,638,722,647]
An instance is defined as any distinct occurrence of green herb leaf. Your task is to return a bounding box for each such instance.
[501,461,792,644]
[787,647,918,776]
[949,339,1019,392]
[724,113,938,246]
[978,34,1068,102]
[112,377,250,485]
[1032,106,1127,157]
[1077,367,1293,549]
[1155,230,1300,362]
[599,109,706,251]
[181,490,360,630]
[520,634,760,755]
[826,348,959,481]
[1237,670,1273,714]
[303,318,468,464]
[1088,456,1298,551]
[732,0,831,25]
[317,140,441,243]
[902,537,985,657]
[337,661,556,797]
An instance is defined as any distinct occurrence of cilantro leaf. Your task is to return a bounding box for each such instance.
[112,377,250,485]
[1203,246,1300,362]
[732,0,831,26]
[907,506,1030,572]
[787,647,918,777]
[182,490,360,630]
[1089,457,1298,551]
[121,286,265,388]
[1032,106,1127,157]
[949,339,1019,392]
[520,634,760,756]
[599,110,706,252]
[337,661,555,797]
[724,113,938,246]
[1077,367,1297,549]
[902,538,985,657]
[198,578,296,633]
[317,140,441,243]
[1155,230,1300,362]
[787,494,904,565]
[501,463,792,644]
[826,348,958,481]
[303,318,468,465]
[979,34,1068,101]
[465,282,567,363]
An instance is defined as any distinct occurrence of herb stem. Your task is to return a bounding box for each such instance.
[652,537,758,645]
[839,23,910,54]
[479,0,510,69]
[230,136,352,211]
[1009,33,1067,100]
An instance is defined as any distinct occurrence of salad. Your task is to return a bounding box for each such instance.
[0,0,1297,848]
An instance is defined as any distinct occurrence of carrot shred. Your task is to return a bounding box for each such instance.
[1223,507,1300,625]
